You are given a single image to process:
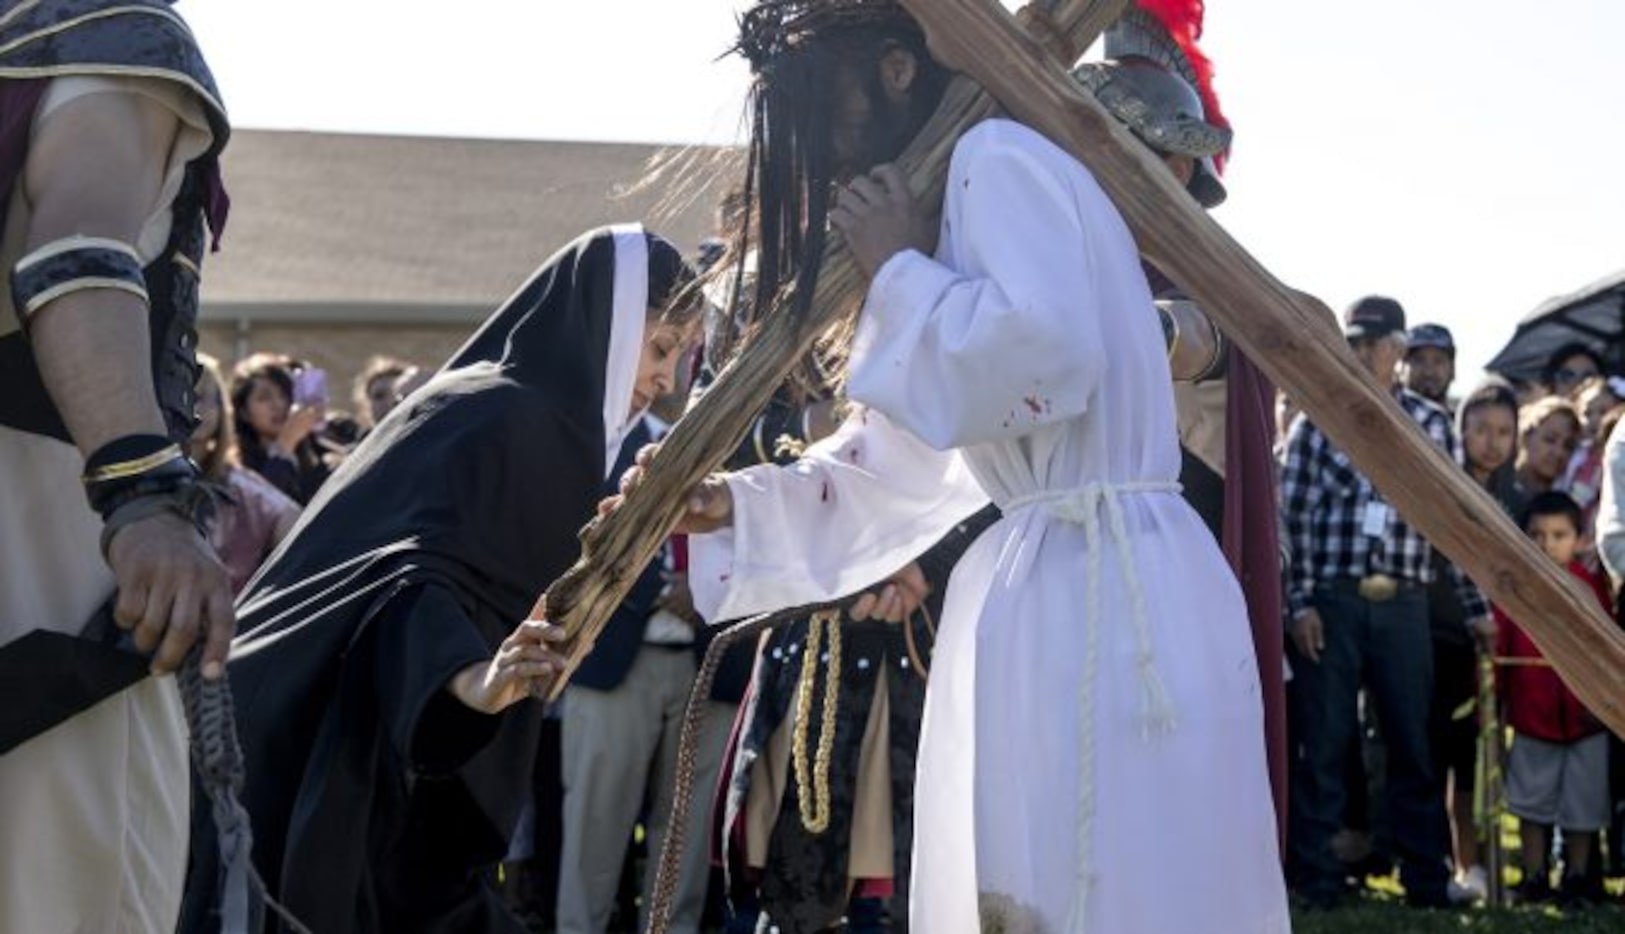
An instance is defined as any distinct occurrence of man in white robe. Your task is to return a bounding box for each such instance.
[617,4,1291,931]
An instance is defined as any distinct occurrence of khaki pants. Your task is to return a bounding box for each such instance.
[557,645,733,934]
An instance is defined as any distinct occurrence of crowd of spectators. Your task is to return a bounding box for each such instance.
[1281,300,1625,911]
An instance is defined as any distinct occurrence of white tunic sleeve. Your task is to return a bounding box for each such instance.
[847,120,1110,450]
[689,407,989,622]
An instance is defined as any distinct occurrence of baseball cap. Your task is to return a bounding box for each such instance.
[1344,295,1407,341]
[1406,323,1455,358]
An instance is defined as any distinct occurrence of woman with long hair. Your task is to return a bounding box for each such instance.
[187,354,300,594]
[1460,380,1526,518]
[1436,378,1525,901]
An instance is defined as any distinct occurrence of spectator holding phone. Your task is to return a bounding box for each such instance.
[229,352,333,503]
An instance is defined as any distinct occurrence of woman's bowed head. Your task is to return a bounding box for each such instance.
[445,238,706,717]
[633,306,695,418]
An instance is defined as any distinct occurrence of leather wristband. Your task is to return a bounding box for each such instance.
[98,479,215,559]
[85,454,197,520]
[84,434,176,478]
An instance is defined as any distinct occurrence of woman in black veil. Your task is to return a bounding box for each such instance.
[183,225,702,933]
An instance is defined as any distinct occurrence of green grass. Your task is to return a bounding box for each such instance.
[1290,801,1625,930]
[1292,893,1625,933]
[1292,860,1624,934]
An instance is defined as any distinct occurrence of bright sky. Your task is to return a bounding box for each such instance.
[180,0,1625,380]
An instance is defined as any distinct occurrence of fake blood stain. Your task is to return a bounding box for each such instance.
[1023,395,1052,417]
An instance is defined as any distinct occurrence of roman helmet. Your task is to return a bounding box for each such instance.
[1072,5,1232,208]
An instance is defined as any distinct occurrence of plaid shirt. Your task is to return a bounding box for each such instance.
[1280,388,1489,621]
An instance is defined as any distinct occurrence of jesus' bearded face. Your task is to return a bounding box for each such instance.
[830,46,927,178]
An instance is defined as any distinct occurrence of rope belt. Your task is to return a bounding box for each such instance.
[1002,481,1181,934]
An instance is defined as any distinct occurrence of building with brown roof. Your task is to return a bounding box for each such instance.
[199,129,737,412]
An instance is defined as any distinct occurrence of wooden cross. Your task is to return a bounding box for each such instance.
[540,0,1625,739]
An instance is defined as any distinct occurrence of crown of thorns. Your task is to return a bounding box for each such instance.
[734,0,919,70]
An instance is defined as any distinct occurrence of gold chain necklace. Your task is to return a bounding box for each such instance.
[792,609,842,834]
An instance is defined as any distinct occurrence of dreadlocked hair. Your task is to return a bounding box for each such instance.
[716,0,947,401]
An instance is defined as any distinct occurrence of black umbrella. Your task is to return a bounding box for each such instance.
[1486,268,1625,384]
[1488,268,1625,384]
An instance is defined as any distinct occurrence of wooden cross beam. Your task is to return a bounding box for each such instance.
[535,0,1127,700]
[897,0,1625,733]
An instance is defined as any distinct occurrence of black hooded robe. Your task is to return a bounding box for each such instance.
[182,226,687,933]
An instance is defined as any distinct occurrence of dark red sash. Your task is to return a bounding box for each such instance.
[1223,347,1289,851]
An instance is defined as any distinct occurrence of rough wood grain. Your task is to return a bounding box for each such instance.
[897,0,1625,734]
[534,0,1125,701]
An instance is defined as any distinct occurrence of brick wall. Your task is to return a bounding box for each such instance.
[198,321,474,416]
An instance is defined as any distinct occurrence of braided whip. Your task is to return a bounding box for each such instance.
[644,602,836,934]
[177,648,313,934]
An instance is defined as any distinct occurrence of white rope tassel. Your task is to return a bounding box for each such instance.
[1102,492,1179,737]
[1016,481,1182,735]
